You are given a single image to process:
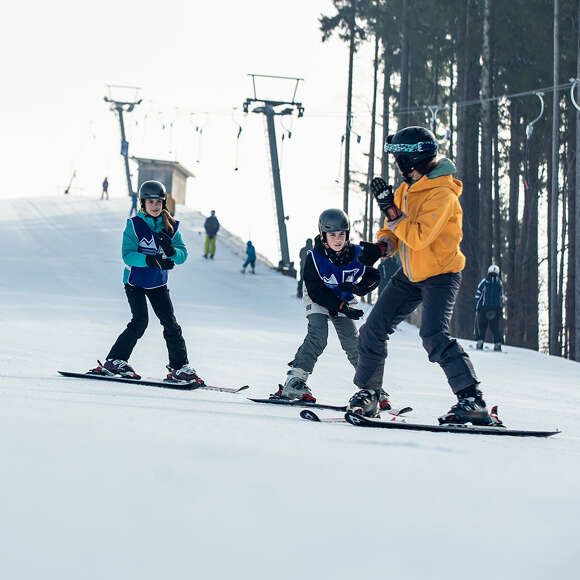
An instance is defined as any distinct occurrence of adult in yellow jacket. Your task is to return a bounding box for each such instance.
[347,126,495,426]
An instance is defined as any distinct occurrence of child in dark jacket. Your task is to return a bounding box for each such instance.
[241,241,256,274]
[474,264,504,350]
[273,209,381,403]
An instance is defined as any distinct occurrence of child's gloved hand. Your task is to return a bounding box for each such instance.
[358,240,393,265]
[146,254,175,270]
[338,281,361,295]
[339,303,364,320]
[156,231,176,257]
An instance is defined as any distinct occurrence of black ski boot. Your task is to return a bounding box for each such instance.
[439,387,492,426]
[347,389,379,417]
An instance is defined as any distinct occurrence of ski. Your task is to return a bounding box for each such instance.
[249,397,412,413]
[344,411,560,438]
[248,397,348,411]
[58,371,249,394]
[300,406,413,423]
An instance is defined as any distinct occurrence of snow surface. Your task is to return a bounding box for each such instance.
[0,196,578,580]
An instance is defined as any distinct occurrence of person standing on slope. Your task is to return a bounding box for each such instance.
[474,264,504,351]
[241,240,256,274]
[296,238,314,298]
[92,181,203,384]
[347,126,497,426]
[273,209,382,404]
[101,177,109,200]
[203,210,220,259]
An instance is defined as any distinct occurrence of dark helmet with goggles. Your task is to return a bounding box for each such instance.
[384,126,438,182]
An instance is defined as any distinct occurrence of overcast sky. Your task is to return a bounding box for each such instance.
[1,0,381,264]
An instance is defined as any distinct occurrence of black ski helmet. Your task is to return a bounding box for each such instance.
[139,180,167,201]
[384,126,438,182]
[318,208,350,240]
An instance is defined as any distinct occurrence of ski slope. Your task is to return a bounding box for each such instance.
[0,196,578,580]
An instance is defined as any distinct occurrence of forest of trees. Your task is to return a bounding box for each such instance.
[320,0,580,361]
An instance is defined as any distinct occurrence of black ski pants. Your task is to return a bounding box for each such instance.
[354,268,478,394]
[475,308,503,344]
[107,284,188,369]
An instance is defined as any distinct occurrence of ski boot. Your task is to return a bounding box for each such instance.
[272,368,316,402]
[494,342,502,352]
[378,388,391,411]
[92,359,140,379]
[476,340,484,350]
[166,364,206,386]
[438,387,492,426]
[347,388,380,417]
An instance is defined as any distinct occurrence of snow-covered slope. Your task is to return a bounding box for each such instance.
[0,197,578,580]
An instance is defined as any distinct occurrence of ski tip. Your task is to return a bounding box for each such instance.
[237,385,250,392]
[344,411,366,426]
[299,409,321,422]
[397,406,413,415]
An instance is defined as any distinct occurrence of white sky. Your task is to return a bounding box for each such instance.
[1,0,381,264]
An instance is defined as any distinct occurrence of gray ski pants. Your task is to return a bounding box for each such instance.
[354,268,478,394]
[290,313,359,373]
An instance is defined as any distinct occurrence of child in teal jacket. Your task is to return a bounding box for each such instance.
[93,181,203,384]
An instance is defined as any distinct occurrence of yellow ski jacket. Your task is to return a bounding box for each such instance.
[377,158,466,283]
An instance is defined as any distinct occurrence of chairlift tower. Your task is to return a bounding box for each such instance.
[243,74,304,278]
[104,85,142,198]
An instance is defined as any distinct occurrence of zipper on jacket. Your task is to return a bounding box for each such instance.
[402,188,414,281]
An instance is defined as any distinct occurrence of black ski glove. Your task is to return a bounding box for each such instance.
[338,281,360,295]
[339,302,364,320]
[146,254,175,270]
[156,231,176,257]
[358,241,391,265]
[370,177,402,221]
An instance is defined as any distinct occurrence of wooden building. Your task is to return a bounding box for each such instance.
[131,157,195,214]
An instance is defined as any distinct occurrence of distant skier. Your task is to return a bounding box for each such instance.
[296,238,313,298]
[203,210,220,259]
[347,126,497,426]
[129,193,138,217]
[101,177,109,200]
[272,209,380,403]
[241,241,256,274]
[91,180,204,384]
[474,264,504,351]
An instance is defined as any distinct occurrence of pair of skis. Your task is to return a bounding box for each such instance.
[249,396,559,437]
[299,408,560,438]
[58,370,249,394]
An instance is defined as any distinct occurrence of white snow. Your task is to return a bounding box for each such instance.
[0,196,578,580]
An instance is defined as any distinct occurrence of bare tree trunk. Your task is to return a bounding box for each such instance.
[574,0,580,360]
[480,0,493,270]
[381,56,391,183]
[368,34,379,243]
[506,100,522,346]
[549,0,560,355]
[343,0,357,213]
[399,0,409,129]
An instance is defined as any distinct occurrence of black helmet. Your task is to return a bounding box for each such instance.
[384,126,438,180]
[318,208,350,238]
[139,180,167,200]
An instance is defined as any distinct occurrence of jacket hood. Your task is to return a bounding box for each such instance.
[409,158,462,197]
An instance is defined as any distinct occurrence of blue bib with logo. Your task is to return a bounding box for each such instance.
[310,245,365,302]
[127,216,180,289]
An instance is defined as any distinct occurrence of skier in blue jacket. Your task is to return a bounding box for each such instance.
[92,181,204,384]
[241,241,256,274]
[474,264,504,351]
